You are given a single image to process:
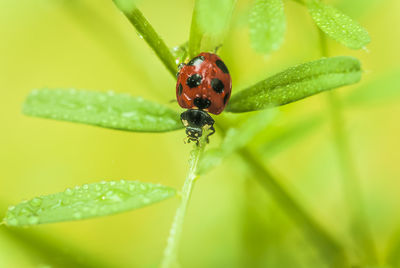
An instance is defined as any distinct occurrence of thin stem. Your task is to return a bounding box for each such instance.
[161,139,207,268]
[216,120,349,267]
[319,29,378,264]
[112,2,177,77]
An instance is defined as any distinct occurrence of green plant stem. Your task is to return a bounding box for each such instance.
[216,120,349,267]
[188,1,202,59]
[319,29,378,264]
[112,3,177,77]
[161,140,207,268]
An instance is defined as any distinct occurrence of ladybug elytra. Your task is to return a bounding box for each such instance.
[176,52,232,144]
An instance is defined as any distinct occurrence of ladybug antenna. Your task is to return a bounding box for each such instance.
[214,44,223,54]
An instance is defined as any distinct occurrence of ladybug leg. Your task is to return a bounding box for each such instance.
[206,126,216,143]
[183,136,190,144]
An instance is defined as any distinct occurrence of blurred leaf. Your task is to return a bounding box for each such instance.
[4,180,176,226]
[23,89,183,132]
[226,56,361,113]
[249,0,286,54]
[306,0,370,49]
[195,0,236,35]
[260,114,324,158]
[112,3,177,77]
[344,70,400,106]
[188,6,203,59]
[0,226,112,268]
[189,0,236,56]
[198,109,277,175]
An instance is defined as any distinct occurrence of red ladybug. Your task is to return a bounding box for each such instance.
[176,52,232,144]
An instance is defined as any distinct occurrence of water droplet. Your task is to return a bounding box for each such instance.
[7,217,18,226]
[83,184,89,190]
[65,188,73,196]
[19,208,31,216]
[30,198,42,207]
[95,185,102,192]
[128,184,136,191]
[28,216,39,225]
[136,32,143,39]
[120,179,126,185]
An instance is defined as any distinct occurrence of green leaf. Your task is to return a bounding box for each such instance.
[249,0,286,54]
[306,0,370,49]
[4,180,176,226]
[190,0,236,54]
[344,70,400,106]
[226,56,361,113]
[188,6,203,59]
[196,0,235,35]
[197,109,277,175]
[23,89,183,132]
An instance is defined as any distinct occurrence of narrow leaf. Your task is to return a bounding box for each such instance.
[4,180,176,226]
[249,0,286,54]
[344,70,400,106]
[23,89,183,132]
[226,56,361,113]
[196,0,235,35]
[188,7,203,59]
[198,109,277,175]
[191,0,236,54]
[307,0,370,49]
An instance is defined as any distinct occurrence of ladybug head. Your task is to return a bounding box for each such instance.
[180,109,215,144]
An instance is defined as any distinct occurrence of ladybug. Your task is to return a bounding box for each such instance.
[176,52,232,144]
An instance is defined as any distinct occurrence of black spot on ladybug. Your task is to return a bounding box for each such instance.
[186,74,202,88]
[211,78,224,93]
[178,83,183,96]
[215,59,229,74]
[194,97,211,109]
[223,92,230,105]
[188,56,205,66]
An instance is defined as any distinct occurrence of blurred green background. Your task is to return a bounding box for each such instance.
[1,0,400,267]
